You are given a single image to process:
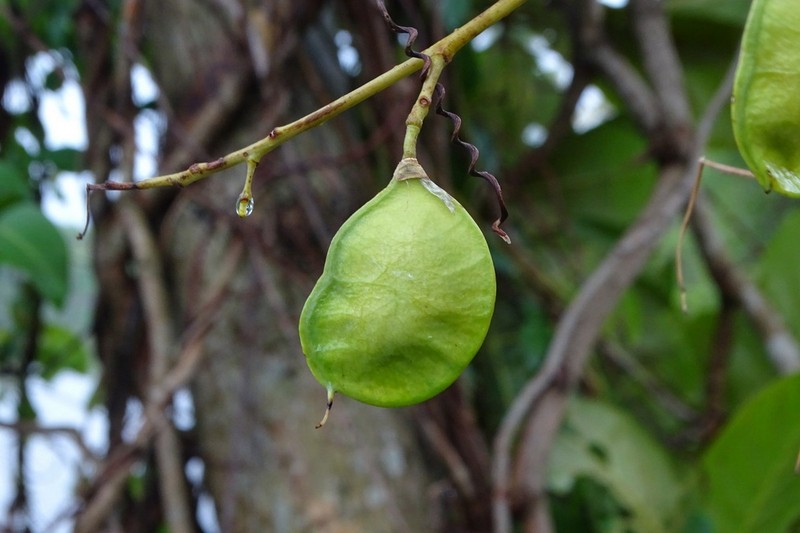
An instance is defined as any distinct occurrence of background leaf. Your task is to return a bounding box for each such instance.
[36,324,90,379]
[0,160,32,209]
[0,203,68,306]
[548,397,686,532]
[702,373,800,533]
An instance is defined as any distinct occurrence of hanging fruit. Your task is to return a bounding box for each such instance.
[299,158,496,425]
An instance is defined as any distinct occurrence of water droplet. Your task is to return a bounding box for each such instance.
[237,195,254,217]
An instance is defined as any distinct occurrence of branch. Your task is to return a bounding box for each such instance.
[700,298,736,439]
[628,0,692,128]
[0,420,100,463]
[83,0,527,194]
[570,0,660,134]
[119,201,193,533]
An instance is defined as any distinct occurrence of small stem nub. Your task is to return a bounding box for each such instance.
[77,181,139,240]
[315,384,335,429]
[236,159,259,217]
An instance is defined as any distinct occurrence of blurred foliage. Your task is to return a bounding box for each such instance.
[0,203,68,305]
[549,397,685,532]
[0,0,93,432]
[440,1,800,531]
[702,373,800,532]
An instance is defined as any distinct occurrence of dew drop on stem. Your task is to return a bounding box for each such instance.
[237,195,254,217]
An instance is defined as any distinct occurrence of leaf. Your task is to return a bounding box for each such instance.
[0,203,68,306]
[36,324,90,380]
[702,373,800,533]
[757,209,800,343]
[0,161,32,209]
[548,397,685,533]
[43,148,82,172]
[669,0,752,27]
[553,117,653,237]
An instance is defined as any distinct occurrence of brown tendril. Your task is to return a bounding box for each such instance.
[434,83,510,243]
[375,0,431,78]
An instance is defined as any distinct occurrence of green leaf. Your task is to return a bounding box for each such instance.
[0,161,32,209]
[554,117,654,237]
[0,204,68,306]
[757,209,800,343]
[43,148,82,173]
[36,324,90,380]
[702,373,800,533]
[669,0,752,27]
[548,396,685,533]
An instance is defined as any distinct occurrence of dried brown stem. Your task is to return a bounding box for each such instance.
[376,0,431,76]
[433,83,511,243]
[675,160,704,311]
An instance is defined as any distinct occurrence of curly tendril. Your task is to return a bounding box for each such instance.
[433,83,510,243]
[375,1,431,78]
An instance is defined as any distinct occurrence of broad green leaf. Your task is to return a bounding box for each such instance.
[36,324,90,379]
[553,117,653,238]
[669,0,752,27]
[0,161,32,209]
[0,203,68,306]
[43,148,82,173]
[702,373,800,532]
[548,397,685,533]
[757,210,800,343]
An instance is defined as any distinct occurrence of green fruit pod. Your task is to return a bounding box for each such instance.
[299,158,496,420]
[732,0,800,196]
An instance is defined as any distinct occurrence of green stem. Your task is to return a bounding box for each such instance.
[236,158,258,217]
[120,0,526,191]
[402,54,446,159]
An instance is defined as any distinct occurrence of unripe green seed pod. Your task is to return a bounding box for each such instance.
[733,0,800,196]
[299,159,496,416]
